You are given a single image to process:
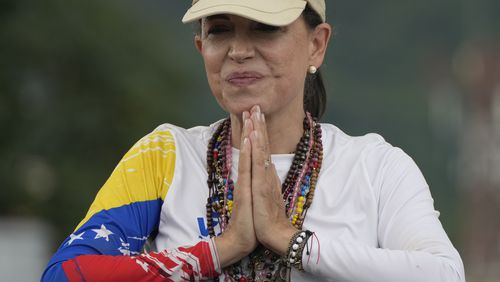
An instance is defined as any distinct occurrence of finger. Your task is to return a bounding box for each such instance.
[240,111,252,143]
[260,112,270,146]
[235,115,253,201]
[250,109,270,174]
[251,105,270,145]
[250,130,271,187]
[250,106,271,156]
[237,136,251,190]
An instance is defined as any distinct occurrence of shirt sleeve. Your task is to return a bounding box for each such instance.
[302,147,465,282]
[41,128,221,281]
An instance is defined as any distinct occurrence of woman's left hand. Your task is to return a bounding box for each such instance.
[248,105,298,256]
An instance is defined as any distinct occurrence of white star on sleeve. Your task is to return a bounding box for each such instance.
[66,232,85,245]
[92,224,114,242]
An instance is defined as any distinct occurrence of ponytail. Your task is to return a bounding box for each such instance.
[304,70,326,119]
[302,5,327,120]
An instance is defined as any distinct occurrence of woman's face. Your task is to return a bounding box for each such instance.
[195,14,328,118]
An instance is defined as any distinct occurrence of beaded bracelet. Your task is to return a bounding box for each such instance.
[284,230,313,271]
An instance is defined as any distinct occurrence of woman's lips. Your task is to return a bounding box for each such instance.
[226,71,264,87]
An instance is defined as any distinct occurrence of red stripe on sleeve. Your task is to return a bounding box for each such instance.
[61,239,219,281]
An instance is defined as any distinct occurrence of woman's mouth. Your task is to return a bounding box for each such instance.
[226,71,264,87]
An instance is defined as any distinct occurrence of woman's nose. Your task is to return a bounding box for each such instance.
[228,34,255,63]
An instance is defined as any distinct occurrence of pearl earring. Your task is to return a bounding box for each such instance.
[308,65,317,74]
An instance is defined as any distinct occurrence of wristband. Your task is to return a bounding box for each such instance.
[284,230,313,272]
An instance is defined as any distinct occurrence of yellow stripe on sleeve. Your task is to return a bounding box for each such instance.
[74,130,176,231]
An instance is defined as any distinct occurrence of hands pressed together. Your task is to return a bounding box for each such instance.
[215,106,299,268]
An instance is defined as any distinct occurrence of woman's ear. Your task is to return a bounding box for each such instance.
[195,34,203,53]
[309,23,332,68]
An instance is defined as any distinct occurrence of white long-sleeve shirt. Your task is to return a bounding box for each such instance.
[44,121,464,281]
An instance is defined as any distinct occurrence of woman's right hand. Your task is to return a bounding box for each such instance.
[215,111,258,268]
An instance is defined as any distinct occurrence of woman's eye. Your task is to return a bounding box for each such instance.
[255,24,281,32]
[207,25,230,35]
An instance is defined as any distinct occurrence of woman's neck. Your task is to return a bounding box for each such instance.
[230,110,305,154]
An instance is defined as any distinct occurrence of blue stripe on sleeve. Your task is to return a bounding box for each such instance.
[42,199,162,281]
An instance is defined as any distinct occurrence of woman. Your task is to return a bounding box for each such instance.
[42,1,465,281]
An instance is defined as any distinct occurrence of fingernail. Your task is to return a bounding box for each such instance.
[243,137,249,145]
[262,113,265,122]
[251,111,258,121]
[255,105,261,113]
[242,111,249,120]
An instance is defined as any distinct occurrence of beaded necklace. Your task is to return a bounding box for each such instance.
[206,112,323,281]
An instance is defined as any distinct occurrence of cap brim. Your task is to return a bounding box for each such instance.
[182,0,307,26]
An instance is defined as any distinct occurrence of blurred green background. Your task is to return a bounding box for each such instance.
[1,0,499,281]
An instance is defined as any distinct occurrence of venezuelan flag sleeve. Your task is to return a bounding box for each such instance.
[42,128,220,281]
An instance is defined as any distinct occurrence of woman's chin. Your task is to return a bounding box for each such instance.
[226,104,261,117]
[220,96,265,115]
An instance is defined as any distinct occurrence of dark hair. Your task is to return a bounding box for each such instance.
[302,4,327,120]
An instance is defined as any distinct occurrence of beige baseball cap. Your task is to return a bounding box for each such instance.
[182,0,326,26]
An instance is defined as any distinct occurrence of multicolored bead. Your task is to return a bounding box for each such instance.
[205,112,323,280]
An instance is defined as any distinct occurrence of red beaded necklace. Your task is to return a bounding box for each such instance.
[206,112,323,281]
